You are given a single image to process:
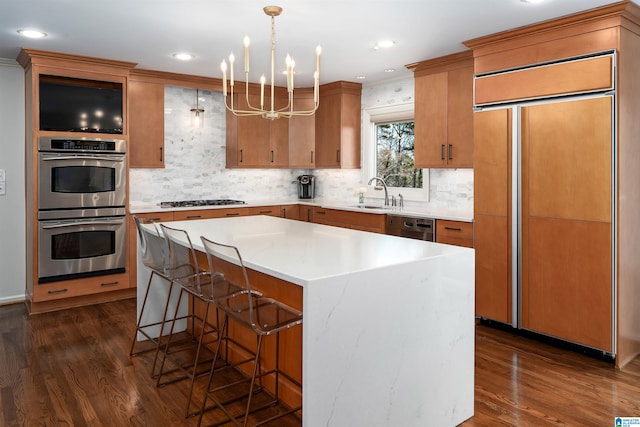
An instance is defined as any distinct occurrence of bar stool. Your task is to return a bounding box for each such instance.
[158,224,257,418]
[197,236,303,427]
[129,216,188,378]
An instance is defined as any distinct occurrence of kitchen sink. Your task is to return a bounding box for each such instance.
[348,205,392,210]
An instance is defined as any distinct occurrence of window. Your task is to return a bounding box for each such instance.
[375,120,422,188]
[362,103,428,201]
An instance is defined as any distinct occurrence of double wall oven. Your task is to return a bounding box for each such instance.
[37,136,127,283]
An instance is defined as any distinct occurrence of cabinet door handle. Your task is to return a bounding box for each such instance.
[441,144,445,160]
[448,144,452,160]
[186,215,202,219]
[311,151,314,164]
[226,212,240,217]
[48,288,68,295]
[444,226,462,232]
[282,208,286,218]
[240,149,243,163]
[271,150,274,163]
[307,209,311,222]
[101,281,120,287]
[336,149,341,163]
[160,147,163,162]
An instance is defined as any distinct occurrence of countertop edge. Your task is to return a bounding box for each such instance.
[129,199,474,222]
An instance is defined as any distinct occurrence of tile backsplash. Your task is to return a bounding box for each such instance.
[129,80,473,212]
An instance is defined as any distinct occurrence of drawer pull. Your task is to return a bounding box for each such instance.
[101,281,120,287]
[444,226,462,232]
[226,213,240,217]
[48,288,68,295]
[186,215,202,219]
[316,211,326,215]
[259,210,272,214]
[149,217,162,221]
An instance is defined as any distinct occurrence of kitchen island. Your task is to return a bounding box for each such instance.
[140,215,475,426]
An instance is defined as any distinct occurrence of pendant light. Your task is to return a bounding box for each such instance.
[191,88,205,128]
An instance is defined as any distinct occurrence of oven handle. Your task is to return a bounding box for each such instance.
[41,155,124,162]
[41,219,125,229]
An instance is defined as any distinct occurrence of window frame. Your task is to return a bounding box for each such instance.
[361,103,429,202]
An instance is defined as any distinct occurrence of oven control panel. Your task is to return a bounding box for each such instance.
[38,136,126,153]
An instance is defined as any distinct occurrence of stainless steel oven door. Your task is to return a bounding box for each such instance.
[38,215,126,283]
[38,152,126,210]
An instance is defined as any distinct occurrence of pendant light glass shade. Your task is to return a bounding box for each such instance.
[191,89,204,128]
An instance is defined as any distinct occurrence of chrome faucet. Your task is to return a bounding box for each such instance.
[368,176,389,206]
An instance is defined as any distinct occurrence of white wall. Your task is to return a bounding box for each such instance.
[0,59,26,303]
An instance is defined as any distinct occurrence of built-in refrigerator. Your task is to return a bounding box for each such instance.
[474,53,616,358]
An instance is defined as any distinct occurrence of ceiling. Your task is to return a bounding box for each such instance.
[0,0,632,87]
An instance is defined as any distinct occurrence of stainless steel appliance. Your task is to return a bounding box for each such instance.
[38,136,126,210]
[37,136,127,283]
[297,174,315,199]
[386,214,435,241]
[38,208,126,283]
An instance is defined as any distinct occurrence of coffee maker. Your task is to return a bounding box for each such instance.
[297,174,315,199]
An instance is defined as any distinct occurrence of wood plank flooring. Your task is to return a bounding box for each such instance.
[0,298,639,426]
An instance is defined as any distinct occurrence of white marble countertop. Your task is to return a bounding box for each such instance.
[156,215,471,286]
[130,198,473,222]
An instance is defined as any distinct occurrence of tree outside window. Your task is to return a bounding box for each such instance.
[375,121,422,188]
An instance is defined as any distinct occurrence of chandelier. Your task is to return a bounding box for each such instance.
[220,5,321,120]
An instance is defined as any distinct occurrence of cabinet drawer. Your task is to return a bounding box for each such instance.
[437,220,473,247]
[173,207,249,221]
[246,206,282,217]
[33,272,130,302]
[131,211,174,223]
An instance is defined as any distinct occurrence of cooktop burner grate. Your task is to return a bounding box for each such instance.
[160,199,246,208]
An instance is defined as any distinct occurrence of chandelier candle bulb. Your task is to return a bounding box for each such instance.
[229,53,235,87]
[260,75,266,108]
[243,36,250,73]
[221,60,227,96]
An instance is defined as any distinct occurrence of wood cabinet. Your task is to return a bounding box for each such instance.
[18,49,137,314]
[129,75,164,168]
[289,92,317,168]
[299,205,314,222]
[173,207,249,221]
[473,108,512,324]
[408,51,474,168]
[465,1,640,367]
[281,204,299,220]
[436,220,473,248]
[314,81,362,168]
[226,91,289,168]
[312,207,386,234]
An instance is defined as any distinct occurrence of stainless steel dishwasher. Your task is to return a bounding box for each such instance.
[386,214,435,241]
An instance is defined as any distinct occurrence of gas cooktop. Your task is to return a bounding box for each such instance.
[160,199,246,208]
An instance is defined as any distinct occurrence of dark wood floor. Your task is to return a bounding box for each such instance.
[1,299,639,426]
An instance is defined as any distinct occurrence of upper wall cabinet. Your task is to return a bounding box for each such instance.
[289,90,316,168]
[226,87,290,168]
[408,51,474,168]
[129,72,164,168]
[314,81,362,169]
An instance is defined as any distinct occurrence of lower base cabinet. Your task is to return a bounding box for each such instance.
[312,207,386,234]
[436,220,474,247]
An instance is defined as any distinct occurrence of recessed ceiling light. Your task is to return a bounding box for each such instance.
[520,0,545,3]
[373,40,396,50]
[356,76,366,80]
[17,29,47,39]
[384,69,396,73]
[173,52,194,61]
